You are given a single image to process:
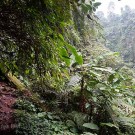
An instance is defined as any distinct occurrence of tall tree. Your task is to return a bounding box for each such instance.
[97,4,135,65]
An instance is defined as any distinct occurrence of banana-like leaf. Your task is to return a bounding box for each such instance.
[93,2,102,8]
[100,123,118,129]
[83,123,99,130]
[66,44,83,65]
[60,47,70,66]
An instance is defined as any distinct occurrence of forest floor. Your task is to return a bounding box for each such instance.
[0,81,17,134]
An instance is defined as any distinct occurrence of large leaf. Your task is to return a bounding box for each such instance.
[88,78,99,88]
[90,70,101,77]
[108,74,115,83]
[81,133,96,135]
[81,3,89,14]
[66,44,83,65]
[93,2,101,8]
[100,123,118,129]
[81,3,92,13]
[86,4,93,12]
[59,47,70,66]
[83,123,99,130]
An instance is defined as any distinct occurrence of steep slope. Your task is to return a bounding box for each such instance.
[0,82,16,135]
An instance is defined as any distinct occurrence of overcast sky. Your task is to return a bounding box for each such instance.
[96,0,135,16]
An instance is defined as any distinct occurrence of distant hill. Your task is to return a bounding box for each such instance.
[97,5,135,66]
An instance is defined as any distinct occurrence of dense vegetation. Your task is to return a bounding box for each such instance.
[97,2,135,66]
[0,0,135,135]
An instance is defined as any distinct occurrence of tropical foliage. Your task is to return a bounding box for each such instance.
[0,0,135,135]
[97,2,135,65]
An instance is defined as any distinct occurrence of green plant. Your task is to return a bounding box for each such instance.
[14,99,37,112]
[15,111,77,135]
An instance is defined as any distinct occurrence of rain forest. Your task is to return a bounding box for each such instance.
[0,0,135,135]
